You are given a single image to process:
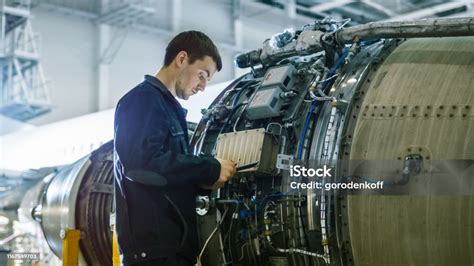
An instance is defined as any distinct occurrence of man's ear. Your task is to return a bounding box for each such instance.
[175,51,188,68]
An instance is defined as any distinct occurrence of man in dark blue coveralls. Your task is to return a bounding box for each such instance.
[114,31,236,266]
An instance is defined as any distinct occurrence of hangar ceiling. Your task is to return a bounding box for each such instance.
[27,0,473,23]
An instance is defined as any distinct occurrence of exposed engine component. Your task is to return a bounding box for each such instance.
[261,65,296,91]
[235,17,474,68]
[215,128,279,174]
[245,65,299,120]
[247,87,285,120]
[191,17,473,266]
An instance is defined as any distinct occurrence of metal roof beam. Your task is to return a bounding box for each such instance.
[309,1,353,13]
[96,3,154,27]
[361,0,397,17]
[338,5,385,22]
[2,5,30,17]
[39,3,97,20]
[386,1,469,21]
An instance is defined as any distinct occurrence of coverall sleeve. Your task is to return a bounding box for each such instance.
[114,90,220,187]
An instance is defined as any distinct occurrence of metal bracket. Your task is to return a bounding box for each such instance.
[276,154,294,170]
[196,196,211,216]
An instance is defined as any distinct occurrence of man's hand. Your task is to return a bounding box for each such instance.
[201,158,236,190]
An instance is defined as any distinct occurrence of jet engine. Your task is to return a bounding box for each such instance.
[191,17,474,266]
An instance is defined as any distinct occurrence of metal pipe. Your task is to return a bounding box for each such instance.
[236,17,474,68]
[0,232,24,245]
[336,17,474,45]
[217,199,240,205]
[276,247,329,263]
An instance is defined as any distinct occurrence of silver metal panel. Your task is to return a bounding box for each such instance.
[216,128,278,174]
[247,87,283,120]
[40,156,91,258]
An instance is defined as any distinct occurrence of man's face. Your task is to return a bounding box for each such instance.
[175,55,217,100]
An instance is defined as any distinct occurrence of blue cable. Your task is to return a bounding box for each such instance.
[238,192,285,219]
[296,50,349,160]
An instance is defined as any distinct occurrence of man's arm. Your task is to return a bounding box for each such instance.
[115,89,221,187]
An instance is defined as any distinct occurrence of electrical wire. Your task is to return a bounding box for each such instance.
[276,248,329,263]
[238,243,251,262]
[232,80,258,107]
[196,207,230,266]
[163,195,188,248]
[227,81,261,133]
[223,204,240,263]
[292,49,349,266]
[297,50,348,160]
[219,102,247,134]
[246,219,258,265]
[325,18,351,36]
[316,73,339,84]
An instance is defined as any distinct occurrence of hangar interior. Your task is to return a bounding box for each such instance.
[0,0,473,265]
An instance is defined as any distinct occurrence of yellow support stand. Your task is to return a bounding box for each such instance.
[61,229,81,266]
[112,225,120,266]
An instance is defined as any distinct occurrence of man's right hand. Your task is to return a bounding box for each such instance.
[201,158,236,190]
[215,158,236,188]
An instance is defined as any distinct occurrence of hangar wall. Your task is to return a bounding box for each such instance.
[28,1,283,125]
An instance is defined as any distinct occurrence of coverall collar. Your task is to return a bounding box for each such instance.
[144,75,188,118]
[144,75,172,95]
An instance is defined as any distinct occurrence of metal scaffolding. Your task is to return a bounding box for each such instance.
[0,0,50,121]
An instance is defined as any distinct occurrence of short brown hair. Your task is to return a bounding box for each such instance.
[164,31,222,71]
